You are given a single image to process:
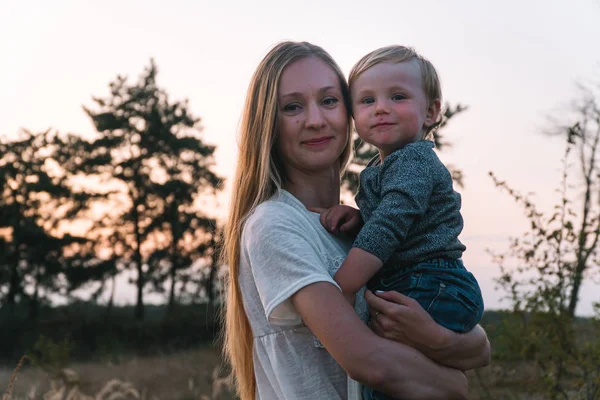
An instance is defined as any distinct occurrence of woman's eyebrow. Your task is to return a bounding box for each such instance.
[280,91,303,100]
[280,86,339,100]
[319,85,338,93]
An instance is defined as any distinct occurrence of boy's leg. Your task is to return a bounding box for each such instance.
[368,259,484,332]
[406,259,484,333]
[365,260,484,399]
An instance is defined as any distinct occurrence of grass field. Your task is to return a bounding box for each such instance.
[2,308,597,399]
[1,345,578,400]
[0,346,234,400]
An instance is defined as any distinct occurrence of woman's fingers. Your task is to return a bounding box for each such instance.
[365,290,442,349]
[374,290,416,306]
[369,313,384,335]
[364,290,384,312]
[365,289,408,317]
[370,310,412,344]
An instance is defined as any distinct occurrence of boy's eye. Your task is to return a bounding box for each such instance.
[322,97,339,107]
[392,94,406,101]
[361,97,374,105]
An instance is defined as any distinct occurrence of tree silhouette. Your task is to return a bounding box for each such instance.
[57,59,221,320]
[0,130,87,317]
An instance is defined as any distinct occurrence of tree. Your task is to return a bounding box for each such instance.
[58,59,221,320]
[342,103,468,193]
[556,87,600,316]
[144,183,219,313]
[0,130,87,317]
[488,84,600,398]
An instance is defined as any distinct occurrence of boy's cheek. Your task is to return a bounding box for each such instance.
[353,111,367,127]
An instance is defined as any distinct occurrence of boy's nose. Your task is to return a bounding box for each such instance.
[374,99,390,114]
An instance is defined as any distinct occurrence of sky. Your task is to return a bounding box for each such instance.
[1,0,599,314]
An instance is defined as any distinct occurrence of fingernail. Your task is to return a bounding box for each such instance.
[375,290,385,294]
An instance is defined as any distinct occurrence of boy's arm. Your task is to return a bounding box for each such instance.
[333,247,383,294]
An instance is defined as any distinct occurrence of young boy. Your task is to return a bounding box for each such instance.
[319,45,484,337]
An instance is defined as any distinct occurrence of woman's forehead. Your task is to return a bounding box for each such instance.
[279,57,340,96]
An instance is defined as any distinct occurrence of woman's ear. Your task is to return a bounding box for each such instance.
[424,98,442,128]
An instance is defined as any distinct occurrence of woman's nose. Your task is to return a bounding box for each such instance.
[305,103,326,129]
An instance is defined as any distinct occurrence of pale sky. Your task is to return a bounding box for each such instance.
[1,0,599,314]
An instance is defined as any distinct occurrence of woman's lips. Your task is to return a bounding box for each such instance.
[302,137,333,147]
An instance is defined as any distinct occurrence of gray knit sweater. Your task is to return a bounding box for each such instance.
[354,140,466,270]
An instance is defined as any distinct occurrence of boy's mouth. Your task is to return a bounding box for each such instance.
[372,122,396,128]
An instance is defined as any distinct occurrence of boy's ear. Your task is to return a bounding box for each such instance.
[424,99,442,127]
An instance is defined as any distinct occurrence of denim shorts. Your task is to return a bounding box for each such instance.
[364,259,484,400]
[368,258,484,333]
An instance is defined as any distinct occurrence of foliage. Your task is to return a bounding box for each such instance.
[52,59,222,319]
[0,130,89,317]
[27,336,71,380]
[489,83,600,398]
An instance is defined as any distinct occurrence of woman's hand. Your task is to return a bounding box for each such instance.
[293,282,469,399]
[365,289,491,370]
[365,289,450,350]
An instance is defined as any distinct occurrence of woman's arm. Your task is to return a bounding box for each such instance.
[291,282,468,400]
[366,290,491,370]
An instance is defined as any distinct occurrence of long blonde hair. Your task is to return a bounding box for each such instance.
[222,41,352,400]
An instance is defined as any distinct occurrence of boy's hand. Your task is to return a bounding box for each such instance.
[308,205,363,236]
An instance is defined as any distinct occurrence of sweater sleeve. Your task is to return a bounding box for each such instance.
[353,146,435,263]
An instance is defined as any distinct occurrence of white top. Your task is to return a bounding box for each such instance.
[239,190,367,400]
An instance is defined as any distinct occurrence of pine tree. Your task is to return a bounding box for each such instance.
[58,60,221,320]
[0,130,87,317]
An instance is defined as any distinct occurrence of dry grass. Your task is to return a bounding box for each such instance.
[2,347,588,400]
[0,347,235,400]
[2,356,28,400]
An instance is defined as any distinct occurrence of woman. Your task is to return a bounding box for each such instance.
[223,41,490,400]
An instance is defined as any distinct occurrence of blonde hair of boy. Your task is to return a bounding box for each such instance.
[349,45,443,138]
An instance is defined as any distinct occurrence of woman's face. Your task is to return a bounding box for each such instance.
[275,56,349,175]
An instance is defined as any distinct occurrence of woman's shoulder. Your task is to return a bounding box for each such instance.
[244,191,308,236]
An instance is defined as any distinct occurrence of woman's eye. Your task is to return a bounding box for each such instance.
[282,103,301,112]
[392,94,406,101]
[322,97,339,107]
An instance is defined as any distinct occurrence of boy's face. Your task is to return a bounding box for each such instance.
[351,60,439,159]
